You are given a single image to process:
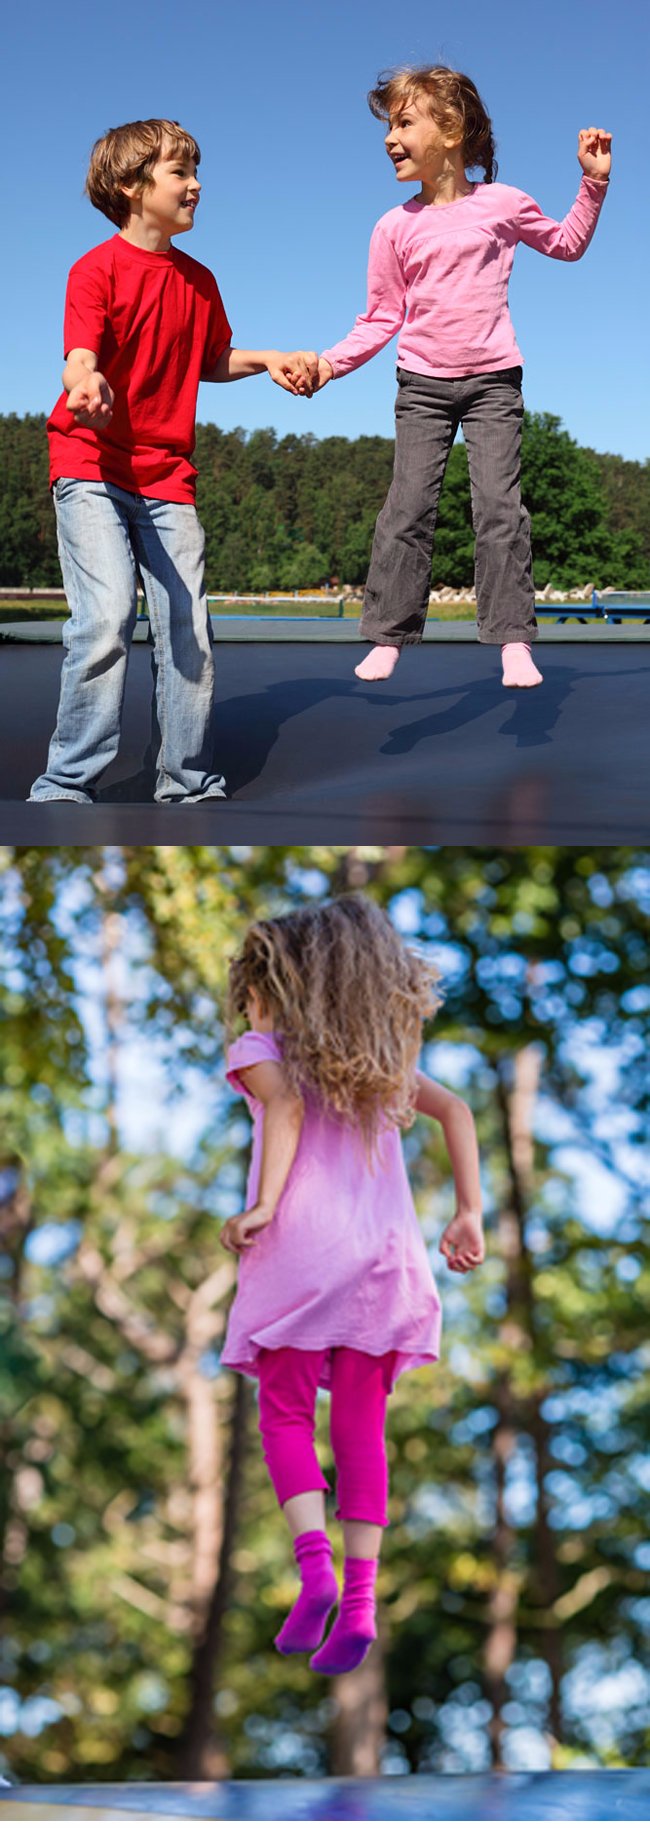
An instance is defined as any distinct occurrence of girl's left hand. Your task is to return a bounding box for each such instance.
[267,350,319,395]
[220,1203,273,1254]
[294,357,334,396]
[577,128,612,180]
[439,1210,485,1274]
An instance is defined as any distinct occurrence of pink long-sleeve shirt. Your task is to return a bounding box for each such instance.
[321,175,607,380]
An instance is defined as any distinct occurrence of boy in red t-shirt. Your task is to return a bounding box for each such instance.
[30,118,318,804]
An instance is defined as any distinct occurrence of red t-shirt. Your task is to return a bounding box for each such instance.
[47,235,232,502]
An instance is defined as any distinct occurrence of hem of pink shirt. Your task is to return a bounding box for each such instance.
[321,351,528,382]
[221,1335,441,1391]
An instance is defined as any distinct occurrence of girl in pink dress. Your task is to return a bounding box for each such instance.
[305,66,611,690]
[220,895,483,1675]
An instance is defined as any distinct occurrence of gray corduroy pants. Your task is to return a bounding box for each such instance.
[361,365,538,647]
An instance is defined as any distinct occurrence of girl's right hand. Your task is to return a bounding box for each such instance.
[220,1203,273,1254]
[439,1209,485,1274]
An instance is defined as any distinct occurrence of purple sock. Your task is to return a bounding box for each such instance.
[274,1529,338,1655]
[310,1555,378,1674]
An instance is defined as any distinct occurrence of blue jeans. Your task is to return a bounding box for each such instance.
[29,479,226,802]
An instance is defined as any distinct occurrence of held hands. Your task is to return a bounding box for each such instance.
[266,350,319,395]
[274,354,334,398]
[294,356,334,397]
[577,128,612,181]
[66,372,115,430]
[220,1202,273,1255]
[439,1209,485,1275]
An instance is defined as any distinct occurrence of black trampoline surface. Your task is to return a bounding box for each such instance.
[1,640,648,845]
[3,1771,650,1820]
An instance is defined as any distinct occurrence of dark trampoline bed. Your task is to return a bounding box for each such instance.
[1,634,648,845]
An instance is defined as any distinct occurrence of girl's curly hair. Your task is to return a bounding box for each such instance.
[226,895,442,1147]
[368,65,497,184]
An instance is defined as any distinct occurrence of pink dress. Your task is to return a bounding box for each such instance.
[221,1031,442,1390]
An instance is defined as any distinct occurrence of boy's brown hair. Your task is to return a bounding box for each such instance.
[86,119,201,229]
[368,66,498,183]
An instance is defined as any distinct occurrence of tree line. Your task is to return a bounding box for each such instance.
[0,412,649,593]
[1,845,649,1784]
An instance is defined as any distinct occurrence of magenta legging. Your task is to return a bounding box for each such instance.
[257,1345,395,1528]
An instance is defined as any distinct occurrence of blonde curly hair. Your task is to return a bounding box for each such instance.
[368,65,498,183]
[226,895,442,1146]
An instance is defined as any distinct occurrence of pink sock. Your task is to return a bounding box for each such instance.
[274,1529,338,1655]
[310,1555,378,1674]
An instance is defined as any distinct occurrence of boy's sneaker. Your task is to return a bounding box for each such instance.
[168,787,228,803]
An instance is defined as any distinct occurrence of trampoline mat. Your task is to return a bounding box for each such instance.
[3,1770,650,1819]
[0,641,648,845]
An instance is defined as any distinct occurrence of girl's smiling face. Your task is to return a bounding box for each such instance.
[385,91,462,183]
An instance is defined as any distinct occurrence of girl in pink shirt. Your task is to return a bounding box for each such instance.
[220,895,483,1674]
[312,67,611,689]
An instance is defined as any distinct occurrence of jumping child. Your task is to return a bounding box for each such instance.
[309,68,611,687]
[30,119,317,804]
[219,896,483,1674]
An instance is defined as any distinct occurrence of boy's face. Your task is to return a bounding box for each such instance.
[385,92,460,182]
[125,144,201,236]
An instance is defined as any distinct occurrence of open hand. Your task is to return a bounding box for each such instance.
[66,372,114,430]
[267,350,319,396]
[577,128,612,181]
[439,1209,485,1274]
[220,1203,273,1255]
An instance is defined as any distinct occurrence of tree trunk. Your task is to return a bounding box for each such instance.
[500,1044,564,1744]
[485,1046,563,1760]
[95,861,124,1157]
[179,1374,251,1778]
[0,1169,35,1619]
[484,1049,541,1766]
[331,849,408,893]
[484,1403,518,1768]
[182,1353,225,1637]
[329,1637,388,1776]
[528,1409,563,1743]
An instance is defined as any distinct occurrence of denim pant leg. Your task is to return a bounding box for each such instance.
[461,369,538,645]
[29,480,139,802]
[131,499,225,802]
[361,370,458,646]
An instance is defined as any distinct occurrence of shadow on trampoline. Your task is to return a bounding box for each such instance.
[95,674,361,802]
[382,662,592,757]
[100,662,590,802]
[213,674,360,795]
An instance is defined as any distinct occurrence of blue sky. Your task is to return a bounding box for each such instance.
[2,0,648,459]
